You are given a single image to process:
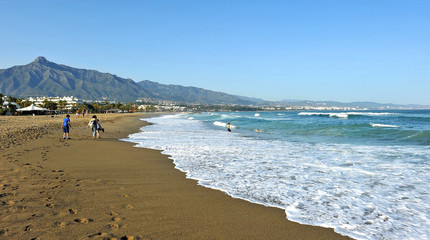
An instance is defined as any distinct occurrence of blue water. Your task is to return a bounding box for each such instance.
[124,110,430,240]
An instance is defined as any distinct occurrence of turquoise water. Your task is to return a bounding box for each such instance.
[126,110,430,240]
[206,110,430,146]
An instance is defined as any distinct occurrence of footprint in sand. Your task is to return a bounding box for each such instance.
[121,235,136,240]
[0,228,9,237]
[107,223,119,230]
[88,232,116,239]
[54,222,66,228]
[17,205,26,211]
[45,203,54,208]
[74,218,94,224]
[27,213,41,220]
[25,225,32,231]
[125,204,134,209]
[69,208,78,214]
[0,192,14,197]
[109,211,119,216]
[109,211,123,222]
[2,200,15,206]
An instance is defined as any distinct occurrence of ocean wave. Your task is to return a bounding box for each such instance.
[213,121,226,127]
[213,121,236,128]
[298,112,348,118]
[299,112,397,118]
[370,123,400,128]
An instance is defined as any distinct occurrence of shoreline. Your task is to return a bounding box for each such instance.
[0,113,352,239]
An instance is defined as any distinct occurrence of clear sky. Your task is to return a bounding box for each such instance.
[1,0,429,105]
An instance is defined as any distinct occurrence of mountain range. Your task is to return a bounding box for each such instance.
[0,57,258,105]
[0,57,428,109]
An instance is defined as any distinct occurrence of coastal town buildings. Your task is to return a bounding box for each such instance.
[26,96,81,110]
[137,104,187,112]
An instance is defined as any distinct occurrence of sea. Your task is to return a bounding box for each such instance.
[123,110,430,240]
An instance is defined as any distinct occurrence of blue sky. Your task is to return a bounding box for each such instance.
[1,0,429,105]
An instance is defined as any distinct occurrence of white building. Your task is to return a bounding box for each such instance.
[27,96,81,110]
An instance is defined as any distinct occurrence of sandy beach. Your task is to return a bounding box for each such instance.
[0,113,352,240]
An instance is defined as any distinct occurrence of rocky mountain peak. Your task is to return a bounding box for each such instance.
[32,56,49,64]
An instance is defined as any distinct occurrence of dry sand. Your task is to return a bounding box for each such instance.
[0,113,352,240]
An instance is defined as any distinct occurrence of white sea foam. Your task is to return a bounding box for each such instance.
[124,115,430,240]
[213,121,226,127]
[332,113,348,118]
[370,123,400,128]
[297,112,349,118]
[213,121,235,128]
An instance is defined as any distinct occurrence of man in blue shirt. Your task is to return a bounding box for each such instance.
[62,114,71,139]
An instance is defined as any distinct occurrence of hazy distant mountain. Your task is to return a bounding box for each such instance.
[280,99,430,109]
[0,57,257,104]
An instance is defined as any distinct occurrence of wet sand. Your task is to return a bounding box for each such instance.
[0,113,352,239]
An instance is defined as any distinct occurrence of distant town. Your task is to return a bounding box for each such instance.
[0,94,427,116]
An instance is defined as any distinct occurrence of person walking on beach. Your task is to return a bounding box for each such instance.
[96,118,103,138]
[227,123,231,132]
[88,115,99,139]
[62,114,71,139]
